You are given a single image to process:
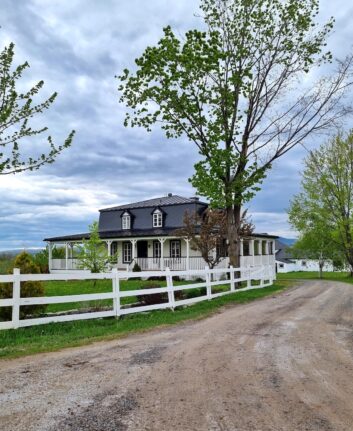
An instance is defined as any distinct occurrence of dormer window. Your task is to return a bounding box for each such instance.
[153,209,163,228]
[122,212,131,230]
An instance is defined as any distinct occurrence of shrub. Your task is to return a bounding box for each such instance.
[132,262,141,272]
[0,252,46,321]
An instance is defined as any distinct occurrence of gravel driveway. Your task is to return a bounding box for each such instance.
[1,280,353,431]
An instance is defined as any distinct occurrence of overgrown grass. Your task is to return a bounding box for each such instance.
[277,271,353,284]
[0,281,291,359]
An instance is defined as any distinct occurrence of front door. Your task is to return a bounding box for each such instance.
[137,241,148,258]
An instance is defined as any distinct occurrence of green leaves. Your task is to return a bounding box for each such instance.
[288,131,353,269]
[0,42,75,175]
[118,0,338,213]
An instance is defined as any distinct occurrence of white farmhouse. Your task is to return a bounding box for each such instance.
[45,194,277,273]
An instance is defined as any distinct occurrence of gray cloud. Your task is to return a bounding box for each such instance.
[0,0,352,249]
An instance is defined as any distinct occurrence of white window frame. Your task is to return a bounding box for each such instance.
[153,210,163,228]
[123,242,132,263]
[170,240,181,258]
[122,212,131,230]
[153,240,161,258]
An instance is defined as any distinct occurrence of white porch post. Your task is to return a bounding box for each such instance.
[250,240,255,266]
[130,239,137,261]
[65,242,69,270]
[48,242,52,272]
[106,240,112,257]
[185,238,190,272]
[239,238,244,269]
[159,238,166,270]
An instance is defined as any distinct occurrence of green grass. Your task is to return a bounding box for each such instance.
[0,280,291,360]
[277,271,353,285]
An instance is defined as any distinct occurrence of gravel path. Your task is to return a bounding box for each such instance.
[1,280,353,430]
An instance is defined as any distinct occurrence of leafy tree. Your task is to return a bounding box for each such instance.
[77,222,117,273]
[288,131,353,276]
[0,42,75,175]
[0,251,45,320]
[118,0,353,266]
[175,208,254,268]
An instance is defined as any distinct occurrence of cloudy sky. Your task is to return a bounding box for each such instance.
[0,0,353,250]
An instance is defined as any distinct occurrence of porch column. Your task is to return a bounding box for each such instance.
[185,238,190,272]
[48,242,52,272]
[106,240,112,257]
[249,240,255,266]
[65,242,69,270]
[130,239,137,260]
[159,238,166,270]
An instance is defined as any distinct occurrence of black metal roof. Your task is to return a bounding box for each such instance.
[99,194,208,212]
[45,230,278,242]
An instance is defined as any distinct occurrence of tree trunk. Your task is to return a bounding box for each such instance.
[319,262,323,279]
[226,205,241,267]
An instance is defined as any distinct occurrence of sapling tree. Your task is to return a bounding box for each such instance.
[0,42,75,175]
[118,0,353,266]
[175,208,254,268]
[77,222,117,274]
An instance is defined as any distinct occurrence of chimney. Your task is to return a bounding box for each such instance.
[190,196,200,202]
[167,193,173,197]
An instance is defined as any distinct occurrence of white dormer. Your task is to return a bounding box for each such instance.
[152,208,163,228]
[122,212,131,230]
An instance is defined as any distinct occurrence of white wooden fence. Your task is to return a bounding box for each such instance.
[0,265,275,330]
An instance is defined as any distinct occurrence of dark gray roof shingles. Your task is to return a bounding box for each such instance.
[99,195,207,212]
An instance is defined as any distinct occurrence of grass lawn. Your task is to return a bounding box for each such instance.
[0,280,291,360]
[277,271,353,285]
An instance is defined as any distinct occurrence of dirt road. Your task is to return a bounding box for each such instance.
[1,281,353,431]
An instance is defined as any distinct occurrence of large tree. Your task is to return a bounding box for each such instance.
[289,131,353,275]
[118,0,353,266]
[0,42,75,175]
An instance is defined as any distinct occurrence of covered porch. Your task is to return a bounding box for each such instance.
[47,236,276,273]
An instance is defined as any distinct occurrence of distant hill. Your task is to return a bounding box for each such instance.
[0,248,44,256]
[278,237,296,246]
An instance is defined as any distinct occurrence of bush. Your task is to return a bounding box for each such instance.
[132,262,141,272]
[32,249,49,273]
[0,252,46,321]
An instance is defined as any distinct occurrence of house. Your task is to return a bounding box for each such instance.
[275,239,334,273]
[44,193,277,273]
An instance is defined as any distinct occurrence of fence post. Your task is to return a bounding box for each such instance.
[260,265,264,288]
[247,266,252,289]
[166,267,175,309]
[230,265,235,292]
[12,268,20,329]
[205,266,212,299]
[112,268,120,318]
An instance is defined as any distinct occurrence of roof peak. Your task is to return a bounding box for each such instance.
[100,194,207,212]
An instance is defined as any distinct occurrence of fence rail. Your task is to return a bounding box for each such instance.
[0,265,275,330]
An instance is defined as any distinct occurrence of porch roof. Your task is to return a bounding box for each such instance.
[44,229,278,243]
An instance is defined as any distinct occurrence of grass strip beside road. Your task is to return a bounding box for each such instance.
[0,281,292,360]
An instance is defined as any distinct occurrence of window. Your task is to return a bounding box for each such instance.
[262,241,267,255]
[243,241,250,256]
[111,242,118,256]
[170,240,181,258]
[153,240,161,258]
[254,240,260,255]
[123,242,132,263]
[153,210,163,228]
[302,260,307,267]
[216,239,228,258]
[279,263,284,268]
[269,242,273,255]
[122,212,131,230]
